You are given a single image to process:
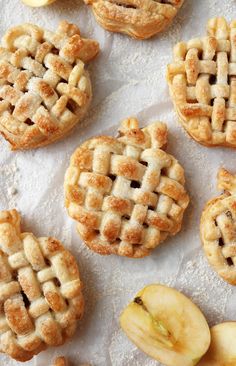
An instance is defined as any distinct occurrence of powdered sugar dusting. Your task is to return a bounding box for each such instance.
[175,251,233,325]
[0,158,19,210]
[1,0,236,365]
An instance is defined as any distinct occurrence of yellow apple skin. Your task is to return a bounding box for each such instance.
[120,284,211,366]
[198,322,236,366]
[21,0,56,7]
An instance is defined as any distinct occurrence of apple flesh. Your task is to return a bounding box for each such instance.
[120,284,210,366]
[21,0,56,7]
[198,322,236,366]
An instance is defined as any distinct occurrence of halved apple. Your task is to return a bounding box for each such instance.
[21,0,56,7]
[198,322,236,366]
[120,284,210,366]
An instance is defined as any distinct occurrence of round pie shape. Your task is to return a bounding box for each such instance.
[167,17,236,148]
[83,0,184,40]
[0,21,99,150]
[201,168,236,285]
[0,209,84,362]
[64,117,189,258]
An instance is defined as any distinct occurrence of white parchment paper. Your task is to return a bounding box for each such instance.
[1,0,236,365]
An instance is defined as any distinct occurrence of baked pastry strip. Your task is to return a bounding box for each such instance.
[53,356,91,366]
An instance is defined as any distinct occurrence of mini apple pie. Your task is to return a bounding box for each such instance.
[201,168,236,285]
[83,0,184,40]
[167,17,236,147]
[0,21,99,150]
[64,118,189,258]
[0,210,84,362]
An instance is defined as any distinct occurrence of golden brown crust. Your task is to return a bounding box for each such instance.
[64,117,189,258]
[0,21,99,150]
[0,210,84,362]
[53,357,69,366]
[167,17,236,148]
[84,0,184,40]
[200,168,236,285]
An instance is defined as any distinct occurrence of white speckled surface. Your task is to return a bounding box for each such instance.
[1,0,236,365]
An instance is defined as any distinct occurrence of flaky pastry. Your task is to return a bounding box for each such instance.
[0,210,84,362]
[0,21,99,150]
[167,17,236,147]
[84,0,184,40]
[64,117,189,258]
[201,169,236,285]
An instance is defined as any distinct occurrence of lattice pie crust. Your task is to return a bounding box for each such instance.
[0,210,84,362]
[201,169,236,285]
[83,0,184,40]
[167,17,236,148]
[65,118,189,258]
[0,21,99,150]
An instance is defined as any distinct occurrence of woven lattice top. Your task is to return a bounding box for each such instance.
[0,21,99,150]
[84,0,184,40]
[0,210,84,362]
[65,118,189,258]
[167,17,236,147]
[201,168,236,285]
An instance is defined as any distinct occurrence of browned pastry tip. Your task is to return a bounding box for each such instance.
[52,356,91,366]
[53,357,69,366]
